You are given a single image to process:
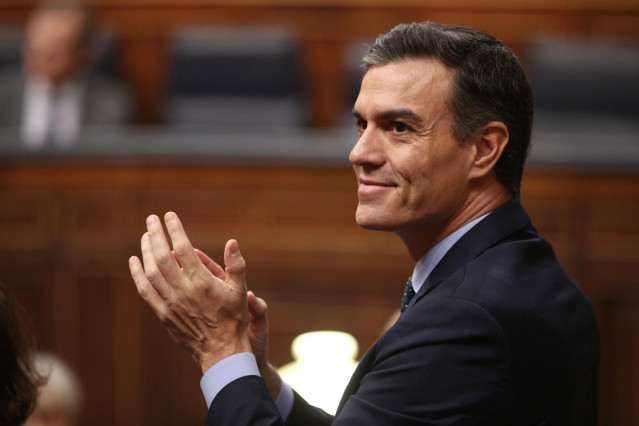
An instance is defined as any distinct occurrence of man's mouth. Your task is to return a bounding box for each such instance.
[357,179,397,196]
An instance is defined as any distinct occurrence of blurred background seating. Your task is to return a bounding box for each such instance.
[166,26,306,129]
[526,37,639,167]
[0,26,22,69]
[338,40,371,127]
[529,37,639,122]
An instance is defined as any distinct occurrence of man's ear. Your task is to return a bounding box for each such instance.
[468,121,509,180]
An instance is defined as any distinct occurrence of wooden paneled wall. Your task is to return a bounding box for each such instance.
[1,0,638,125]
[0,160,638,425]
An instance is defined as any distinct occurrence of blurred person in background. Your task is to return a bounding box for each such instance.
[0,281,43,426]
[0,0,133,149]
[24,352,83,426]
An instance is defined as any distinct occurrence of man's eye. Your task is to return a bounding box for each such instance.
[392,122,409,133]
[356,120,367,132]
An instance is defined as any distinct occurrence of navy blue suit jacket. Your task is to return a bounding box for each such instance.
[206,198,600,425]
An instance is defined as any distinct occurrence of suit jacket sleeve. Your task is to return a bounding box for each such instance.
[286,390,334,426]
[205,376,334,426]
[205,376,284,426]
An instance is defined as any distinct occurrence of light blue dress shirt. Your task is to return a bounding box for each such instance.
[200,212,489,419]
[410,213,489,295]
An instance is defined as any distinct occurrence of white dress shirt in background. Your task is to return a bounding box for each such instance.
[22,76,83,149]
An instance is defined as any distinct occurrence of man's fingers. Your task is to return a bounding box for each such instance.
[146,214,181,285]
[172,251,183,268]
[129,255,166,314]
[140,232,171,298]
[224,239,247,293]
[195,249,227,280]
[164,212,202,272]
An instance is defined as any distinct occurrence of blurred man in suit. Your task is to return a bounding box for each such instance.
[129,21,600,425]
[0,1,132,149]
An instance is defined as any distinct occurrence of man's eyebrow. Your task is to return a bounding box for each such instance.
[352,108,423,123]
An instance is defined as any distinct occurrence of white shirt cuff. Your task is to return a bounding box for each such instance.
[200,352,260,408]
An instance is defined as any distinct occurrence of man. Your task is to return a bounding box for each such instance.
[129,22,600,425]
[0,1,132,149]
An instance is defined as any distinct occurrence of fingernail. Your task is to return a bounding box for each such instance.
[230,241,239,255]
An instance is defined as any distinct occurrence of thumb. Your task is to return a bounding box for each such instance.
[224,239,247,292]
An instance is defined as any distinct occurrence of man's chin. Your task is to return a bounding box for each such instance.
[355,213,396,232]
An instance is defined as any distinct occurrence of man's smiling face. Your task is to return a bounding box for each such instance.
[350,58,476,240]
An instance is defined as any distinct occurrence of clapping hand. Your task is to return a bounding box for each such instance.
[128,212,251,373]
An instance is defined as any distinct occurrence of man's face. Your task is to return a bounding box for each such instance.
[350,58,475,239]
[24,12,88,85]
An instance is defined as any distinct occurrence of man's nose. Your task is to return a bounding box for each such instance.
[349,127,384,167]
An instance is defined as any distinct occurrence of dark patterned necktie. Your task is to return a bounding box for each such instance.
[401,277,416,312]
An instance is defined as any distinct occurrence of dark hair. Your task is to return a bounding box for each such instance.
[363,21,533,197]
[0,282,43,425]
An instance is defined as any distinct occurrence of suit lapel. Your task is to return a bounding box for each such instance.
[405,197,531,312]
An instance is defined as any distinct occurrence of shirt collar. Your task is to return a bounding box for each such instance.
[411,212,490,294]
